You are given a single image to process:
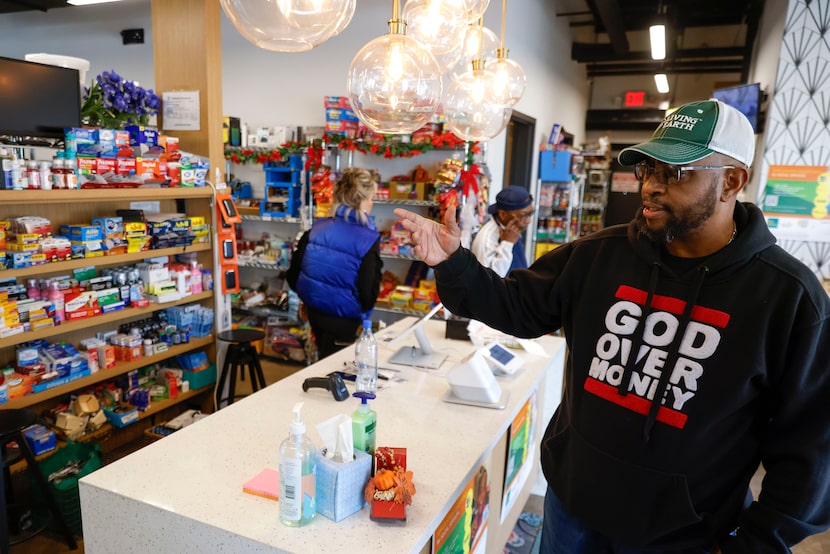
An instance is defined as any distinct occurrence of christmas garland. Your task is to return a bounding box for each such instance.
[225,132,480,171]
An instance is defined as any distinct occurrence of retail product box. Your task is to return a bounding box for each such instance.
[177,351,211,372]
[104,404,139,428]
[64,290,102,321]
[324,96,351,109]
[315,448,372,522]
[23,424,57,456]
[388,180,430,200]
[124,125,159,147]
[61,224,103,242]
[539,151,572,182]
[91,216,124,238]
[181,363,216,390]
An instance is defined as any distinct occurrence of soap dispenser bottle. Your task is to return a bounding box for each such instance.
[279,402,316,526]
[351,392,377,455]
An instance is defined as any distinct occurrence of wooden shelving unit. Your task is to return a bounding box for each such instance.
[0,184,218,451]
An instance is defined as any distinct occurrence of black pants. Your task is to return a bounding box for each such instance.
[308,310,360,359]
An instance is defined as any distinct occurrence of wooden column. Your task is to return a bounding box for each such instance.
[151,0,224,174]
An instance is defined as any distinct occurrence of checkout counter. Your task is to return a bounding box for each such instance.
[79,317,566,553]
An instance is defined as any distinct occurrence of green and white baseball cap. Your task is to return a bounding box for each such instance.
[618,99,755,168]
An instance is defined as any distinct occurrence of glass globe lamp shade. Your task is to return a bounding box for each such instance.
[347,34,443,134]
[403,0,468,73]
[450,25,499,80]
[220,0,352,52]
[491,57,526,106]
[462,0,491,23]
[444,67,512,141]
[332,0,356,36]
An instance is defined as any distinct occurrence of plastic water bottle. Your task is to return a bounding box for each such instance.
[355,320,377,394]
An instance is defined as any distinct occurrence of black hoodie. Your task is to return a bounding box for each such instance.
[434,202,830,553]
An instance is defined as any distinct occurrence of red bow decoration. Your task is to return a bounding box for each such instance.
[459,163,481,197]
[305,145,322,172]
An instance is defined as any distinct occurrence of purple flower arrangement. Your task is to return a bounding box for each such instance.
[81,70,161,128]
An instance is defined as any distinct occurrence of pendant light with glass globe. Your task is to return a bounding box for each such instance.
[490,0,526,106]
[450,21,500,80]
[402,0,468,74]
[220,0,355,52]
[444,19,512,141]
[346,0,443,134]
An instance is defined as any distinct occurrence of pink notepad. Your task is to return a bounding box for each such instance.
[242,468,280,501]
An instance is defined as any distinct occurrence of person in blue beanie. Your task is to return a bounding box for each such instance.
[471,185,533,277]
[287,167,382,359]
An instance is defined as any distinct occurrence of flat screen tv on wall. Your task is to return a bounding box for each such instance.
[0,56,81,141]
[712,83,763,133]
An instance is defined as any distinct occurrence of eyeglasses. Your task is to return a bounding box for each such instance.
[634,161,737,186]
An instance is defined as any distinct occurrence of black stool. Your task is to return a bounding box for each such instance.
[215,329,267,408]
[1,409,77,552]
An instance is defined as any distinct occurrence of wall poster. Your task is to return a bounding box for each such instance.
[762,165,830,242]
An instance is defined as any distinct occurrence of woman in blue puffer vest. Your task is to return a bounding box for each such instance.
[287,167,382,359]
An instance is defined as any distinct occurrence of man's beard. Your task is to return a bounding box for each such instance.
[635,178,719,244]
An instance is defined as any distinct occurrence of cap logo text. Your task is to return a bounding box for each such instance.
[660,113,702,132]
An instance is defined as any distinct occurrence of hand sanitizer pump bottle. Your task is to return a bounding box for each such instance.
[351,392,377,455]
[355,320,378,394]
[279,402,316,526]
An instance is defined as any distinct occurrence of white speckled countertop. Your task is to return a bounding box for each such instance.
[79,319,566,553]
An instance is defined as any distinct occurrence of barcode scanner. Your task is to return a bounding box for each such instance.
[302,373,349,401]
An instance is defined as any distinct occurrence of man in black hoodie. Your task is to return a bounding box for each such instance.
[394,99,830,553]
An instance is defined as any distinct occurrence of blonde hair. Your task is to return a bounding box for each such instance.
[328,167,376,224]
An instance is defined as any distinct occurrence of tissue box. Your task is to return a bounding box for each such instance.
[315,448,372,522]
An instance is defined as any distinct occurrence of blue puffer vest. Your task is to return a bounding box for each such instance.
[295,205,379,320]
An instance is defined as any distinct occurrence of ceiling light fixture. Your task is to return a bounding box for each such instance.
[445,19,512,141]
[450,21,499,80]
[649,0,667,60]
[220,0,353,52]
[346,0,442,134]
[654,73,670,94]
[490,0,526,106]
[402,0,467,73]
[649,24,666,60]
[462,0,490,23]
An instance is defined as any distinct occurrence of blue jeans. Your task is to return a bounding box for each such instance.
[539,486,711,554]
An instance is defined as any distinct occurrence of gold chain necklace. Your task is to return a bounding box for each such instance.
[726,222,737,245]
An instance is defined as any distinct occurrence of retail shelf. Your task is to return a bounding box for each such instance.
[240,213,302,223]
[0,291,214,351]
[4,335,214,409]
[380,253,419,261]
[1,243,212,280]
[374,198,439,207]
[237,259,285,271]
[0,186,213,205]
[233,304,299,324]
[375,305,436,317]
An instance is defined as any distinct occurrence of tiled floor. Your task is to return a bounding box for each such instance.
[11,358,830,552]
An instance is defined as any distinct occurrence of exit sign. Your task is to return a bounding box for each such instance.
[624,91,646,107]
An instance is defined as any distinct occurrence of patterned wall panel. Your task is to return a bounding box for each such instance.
[761,0,830,280]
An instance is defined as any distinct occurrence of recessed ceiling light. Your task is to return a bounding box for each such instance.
[649,24,666,60]
[654,73,670,94]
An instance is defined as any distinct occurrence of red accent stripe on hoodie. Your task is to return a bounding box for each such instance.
[615,285,730,328]
[584,377,688,429]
